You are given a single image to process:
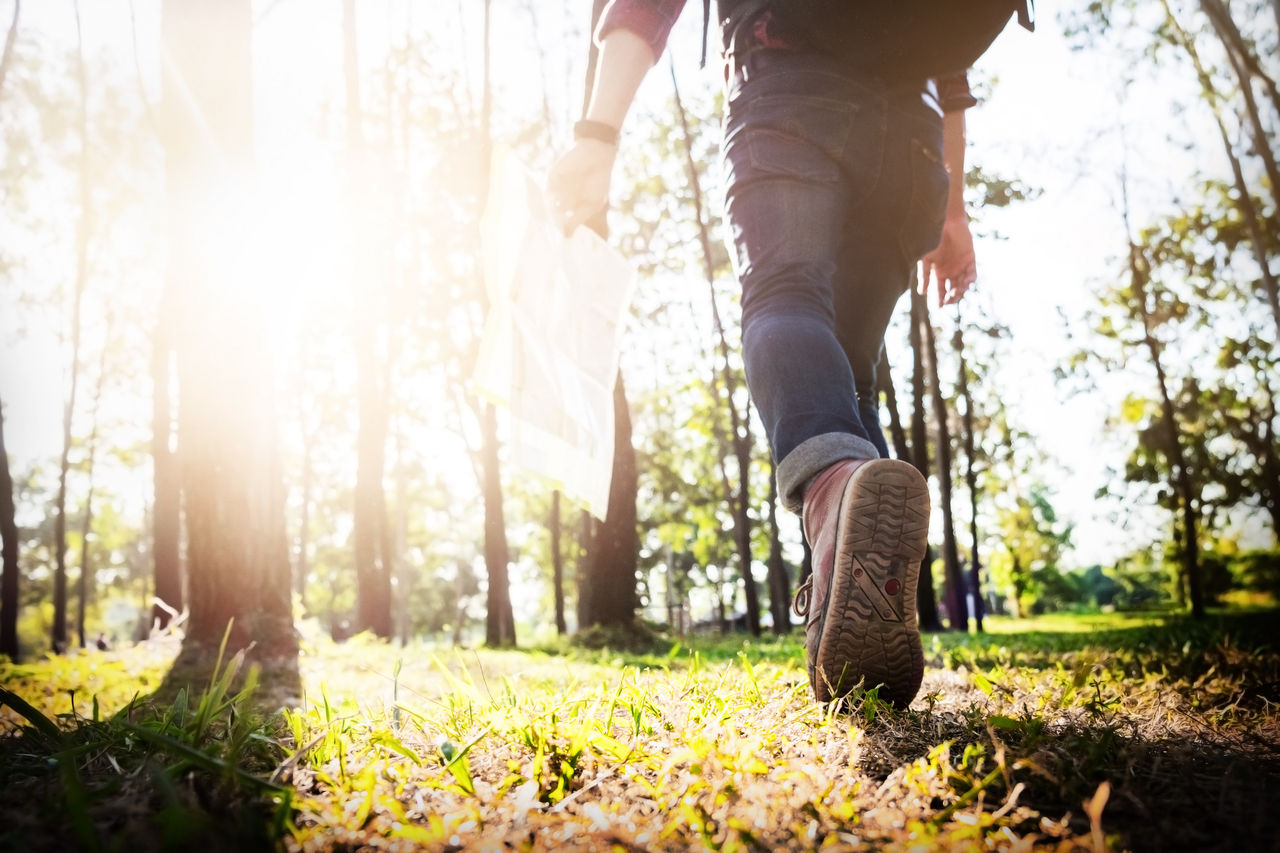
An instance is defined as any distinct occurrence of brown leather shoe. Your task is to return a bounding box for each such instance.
[792,458,929,706]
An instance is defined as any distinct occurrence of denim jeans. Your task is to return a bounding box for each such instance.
[721,49,949,512]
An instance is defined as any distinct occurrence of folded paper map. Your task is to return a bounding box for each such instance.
[473,146,634,519]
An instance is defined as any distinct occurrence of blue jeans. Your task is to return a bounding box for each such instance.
[721,49,949,512]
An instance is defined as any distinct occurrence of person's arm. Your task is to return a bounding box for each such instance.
[548,28,658,233]
[921,109,977,306]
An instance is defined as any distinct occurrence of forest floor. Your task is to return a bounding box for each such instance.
[1,608,1277,852]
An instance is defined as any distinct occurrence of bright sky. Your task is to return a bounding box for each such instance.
[1,0,1270,580]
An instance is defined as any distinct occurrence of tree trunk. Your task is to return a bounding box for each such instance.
[1129,239,1206,618]
[671,60,760,635]
[353,337,393,638]
[474,0,516,648]
[295,426,312,609]
[571,0,640,631]
[346,0,393,639]
[766,468,791,634]
[918,291,967,632]
[551,490,567,635]
[0,397,20,661]
[908,286,945,631]
[393,434,410,645]
[0,0,18,98]
[579,376,639,628]
[481,404,516,646]
[877,362,912,463]
[76,476,95,649]
[953,323,984,632]
[151,299,182,629]
[76,336,109,650]
[1011,555,1024,619]
[161,0,296,668]
[733,442,760,635]
[576,508,593,628]
[53,3,92,655]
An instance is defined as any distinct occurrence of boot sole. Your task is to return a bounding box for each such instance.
[813,459,929,706]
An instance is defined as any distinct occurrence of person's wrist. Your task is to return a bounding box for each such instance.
[574,119,620,146]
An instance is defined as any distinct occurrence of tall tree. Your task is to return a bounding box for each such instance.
[953,319,985,632]
[907,286,948,632]
[151,288,182,630]
[160,0,296,667]
[481,404,516,645]
[575,0,639,631]
[1123,229,1206,618]
[293,386,314,610]
[918,289,968,632]
[0,0,17,96]
[877,361,912,464]
[0,397,19,661]
[670,60,761,636]
[52,2,93,654]
[479,0,516,646]
[76,328,111,649]
[550,490,567,635]
[345,0,393,639]
[765,469,791,634]
[578,378,640,628]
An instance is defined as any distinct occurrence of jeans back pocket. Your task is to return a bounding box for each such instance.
[897,137,950,263]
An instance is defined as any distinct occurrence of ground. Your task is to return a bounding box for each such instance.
[1,609,1277,852]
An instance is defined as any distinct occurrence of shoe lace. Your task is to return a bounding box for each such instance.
[792,577,812,618]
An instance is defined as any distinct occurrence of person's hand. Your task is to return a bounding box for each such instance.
[921,214,976,307]
[547,139,617,234]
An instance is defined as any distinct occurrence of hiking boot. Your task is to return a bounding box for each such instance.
[792,458,929,706]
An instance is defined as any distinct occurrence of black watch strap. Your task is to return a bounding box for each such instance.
[573,120,620,145]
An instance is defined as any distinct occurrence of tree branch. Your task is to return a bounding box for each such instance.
[0,0,20,99]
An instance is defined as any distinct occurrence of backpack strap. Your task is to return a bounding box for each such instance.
[700,0,711,67]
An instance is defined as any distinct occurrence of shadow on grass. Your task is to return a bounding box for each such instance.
[869,701,1280,853]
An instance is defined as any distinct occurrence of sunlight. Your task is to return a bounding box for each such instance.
[179,164,345,375]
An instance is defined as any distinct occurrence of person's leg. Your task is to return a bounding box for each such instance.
[793,95,947,706]
[832,93,949,461]
[723,52,948,707]
[722,52,893,511]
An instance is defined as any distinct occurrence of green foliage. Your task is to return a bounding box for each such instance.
[985,480,1075,616]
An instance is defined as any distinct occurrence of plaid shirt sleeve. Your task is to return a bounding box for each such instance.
[937,71,979,113]
[595,0,689,59]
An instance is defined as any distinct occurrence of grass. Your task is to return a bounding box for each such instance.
[1,609,1277,852]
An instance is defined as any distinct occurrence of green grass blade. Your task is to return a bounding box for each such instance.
[0,686,65,743]
[121,721,285,793]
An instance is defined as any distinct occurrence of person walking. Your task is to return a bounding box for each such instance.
[550,1,1006,706]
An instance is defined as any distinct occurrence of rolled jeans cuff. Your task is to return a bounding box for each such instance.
[777,432,880,514]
